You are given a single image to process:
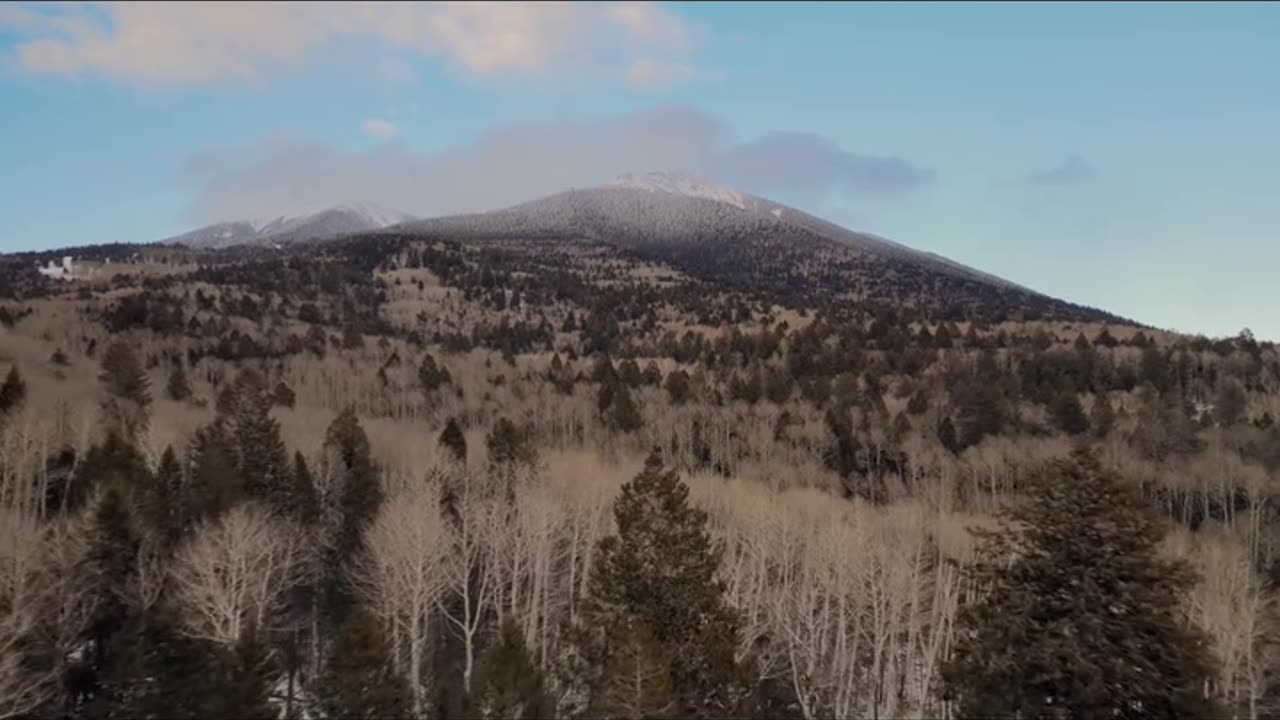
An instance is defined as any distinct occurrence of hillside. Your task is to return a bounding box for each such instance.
[0,177,1277,718]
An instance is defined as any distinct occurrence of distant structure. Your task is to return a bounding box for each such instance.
[37,256,77,280]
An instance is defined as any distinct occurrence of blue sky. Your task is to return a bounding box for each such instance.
[1,2,1277,340]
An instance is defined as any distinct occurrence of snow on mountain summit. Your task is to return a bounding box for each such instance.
[165,203,415,249]
[610,171,750,210]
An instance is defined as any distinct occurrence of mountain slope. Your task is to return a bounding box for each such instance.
[402,171,1021,290]
[164,203,415,250]
[391,171,1121,324]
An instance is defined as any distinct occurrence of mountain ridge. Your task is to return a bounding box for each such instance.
[164,202,415,250]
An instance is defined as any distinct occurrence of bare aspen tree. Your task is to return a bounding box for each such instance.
[437,467,500,694]
[0,510,48,718]
[354,484,450,717]
[169,502,309,646]
[1167,527,1273,718]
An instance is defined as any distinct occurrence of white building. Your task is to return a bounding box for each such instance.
[36,256,75,280]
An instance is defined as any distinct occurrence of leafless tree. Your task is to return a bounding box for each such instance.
[169,502,310,646]
[354,483,450,716]
[0,510,48,719]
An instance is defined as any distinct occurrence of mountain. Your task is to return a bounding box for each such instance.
[163,203,415,250]
[400,171,1021,291]
[390,171,1118,323]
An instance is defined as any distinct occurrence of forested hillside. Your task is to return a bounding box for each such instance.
[0,231,1277,719]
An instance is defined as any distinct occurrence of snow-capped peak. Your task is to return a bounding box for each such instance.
[165,202,416,250]
[335,202,415,228]
[610,171,749,210]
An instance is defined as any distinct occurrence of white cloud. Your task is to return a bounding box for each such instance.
[1,1,700,87]
[363,118,400,139]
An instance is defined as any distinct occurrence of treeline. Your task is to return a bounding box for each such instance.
[0,342,1247,719]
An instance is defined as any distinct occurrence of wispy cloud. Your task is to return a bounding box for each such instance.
[0,1,701,88]
[1020,156,1101,188]
[363,118,400,140]
[178,105,935,224]
[625,59,696,90]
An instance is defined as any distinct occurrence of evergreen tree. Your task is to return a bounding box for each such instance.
[68,431,152,515]
[204,622,276,720]
[314,608,412,720]
[589,619,676,720]
[937,416,961,455]
[144,445,183,544]
[889,410,912,444]
[1214,378,1247,427]
[99,341,151,442]
[165,362,191,402]
[952,380,1005,450]
[272,381,296,409]
[0,364,26,416]
[439,416,468,464]
[322,408,383,632]
[1090,395,1116,439]
[601,378,643,434]
[226,370,292,516]
[906,387,930,416]
[326,407,381,547]
[186,420,243,524]
[573,453,746,718]
[941,451,1222,719]
[419,352,453,396]
[641,360,663,386]
[82,609,217,720]
[486,417,537,471]
[664,369,693,405]
[289,451,319,525]
[82,488,142,685]
[1050,387,1090,436]
[467,619,554,720]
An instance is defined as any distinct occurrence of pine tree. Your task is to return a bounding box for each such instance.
[226,370,291,516]
[99,341,152,442]
[486,417,537,471]
[1215,378,1247,427]
[419,352,453,396]
[145,445,183,544]
[186,420,244,524]
[588,619,676,720]
[322,408,383,633]
[467,619,554,720]
[0,364,26,416]
[83,487,142,682]
[663,370,692,406]
[289,451,319,525]
[1050,387,1090,436]
[69,431,153,515]
[204,622,276,720]
[272,381,296,409]
[906,387,930,416]
[165,362,191,402]
[641,360,663,386]
[1090,395,1116,439]
[941,451,1222,719]
[439,416,468,464]
[326,407,381,549]
[601,378,643,434]
[314,608,412,720]
[82,609,217,720]
[574,453,746,718]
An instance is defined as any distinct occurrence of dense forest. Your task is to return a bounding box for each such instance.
[0,232,1277,719]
